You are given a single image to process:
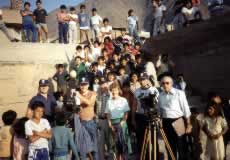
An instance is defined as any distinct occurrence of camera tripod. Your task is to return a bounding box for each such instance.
[140,118,176,160]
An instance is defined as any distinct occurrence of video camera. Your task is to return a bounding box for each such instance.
[140,92,159,121]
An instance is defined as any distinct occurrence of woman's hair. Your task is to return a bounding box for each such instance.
[205,99,222,117]
[13,117,29,138]
[109,81,121,91]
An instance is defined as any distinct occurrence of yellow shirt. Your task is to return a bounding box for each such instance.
[0,126,12,157]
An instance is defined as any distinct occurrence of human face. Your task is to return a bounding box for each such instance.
[39,85,49,94]
[119,69,126,76]
[25,4,30,10]
[104,21,109,26]
[108,74,115,82]
[92,11,97,16]
[80,84,89,93]
[111,88,119,98]
[101,83,108,93]
[75,58,81,65]
[58,67,64,73]
[33,107,44,120]
[208,106,215,117]
[140,79,148,87]
[131,74,138,82]
[61,8,66,13]
[161,77,173,92]
[36,2,42,9]
[80,7,85,12]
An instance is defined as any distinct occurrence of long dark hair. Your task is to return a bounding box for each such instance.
[204,99,222,118]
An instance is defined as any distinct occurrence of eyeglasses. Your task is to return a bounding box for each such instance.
[162,82,170,85]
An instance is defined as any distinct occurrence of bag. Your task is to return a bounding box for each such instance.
[172,117,186,136]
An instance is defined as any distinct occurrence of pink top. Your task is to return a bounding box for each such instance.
[56,12,69,23]
[13,136,29,160]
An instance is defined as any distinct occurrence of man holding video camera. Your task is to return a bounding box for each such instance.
[133,72,159,152]
[158,75,192,160]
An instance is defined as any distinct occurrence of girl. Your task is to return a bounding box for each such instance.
[203,101,228,160]
[105,82,132,160]
[13,117,29,160]
[84,45,93,68]
[129,72,141,93]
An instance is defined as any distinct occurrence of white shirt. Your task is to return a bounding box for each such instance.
[134,86,159,113]
[105,96,130,119]
[154,5,166,18]
[25,118,51,149]
[98,64,106,74]
[91,47,101,61]
[157,88,191,119]
[101,25,113,39]
[68,13,78,25]
[182,7,199,21]
[91,14,102,25]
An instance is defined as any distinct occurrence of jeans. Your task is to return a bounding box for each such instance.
[128,26,140,42]
[28,148,49,160]
[23,23,37,42]
[58,23,68,44]
[80,120,99,160]
[152,16,165,37]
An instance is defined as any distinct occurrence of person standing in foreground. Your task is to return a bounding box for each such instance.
[157,76,192,160]
[25,101,52,160]
[33,0,49,43]
[27,79,57,125]
[78,4,90,44]
[74,77,98,160]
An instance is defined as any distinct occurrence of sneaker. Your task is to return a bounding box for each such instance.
[46,39,50,43]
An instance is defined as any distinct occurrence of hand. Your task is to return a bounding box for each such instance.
[33,131,40,136]
[185,124,192,134]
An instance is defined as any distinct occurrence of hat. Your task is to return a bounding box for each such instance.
[80,77,89,85]
[139,72,149,80]
[39,79,49,86]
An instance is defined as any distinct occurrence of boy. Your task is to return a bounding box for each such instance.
[90,8,103,41]
[20,2,37,42]
[33,0,49,43]
[51,112,79,160]
[25,101,52,160]
[78,4,90,43]
[57,5,69,44]
[53,64,68,95]
[73,56,87,81]
[127,9,140,42]
[68,7,78,44]
[100,18,113,40]
[0,110,17,159]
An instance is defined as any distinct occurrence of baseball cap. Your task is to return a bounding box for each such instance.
[80,77,89,85]
[139,72,149,80]
[39,79,49,86]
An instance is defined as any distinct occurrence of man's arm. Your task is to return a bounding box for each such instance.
[77,91,96,106]
[33,129,52,139]
[28,135,40,143]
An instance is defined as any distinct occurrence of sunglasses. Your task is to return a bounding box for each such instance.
[162,82,170,85]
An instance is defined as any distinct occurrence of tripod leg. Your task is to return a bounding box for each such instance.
[154,126,157,160]
[148,129,152,160]
[159,128,176,160]
[141,128,149,160]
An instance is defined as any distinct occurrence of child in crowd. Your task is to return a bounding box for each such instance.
[25,101,52,160]
[57,5,69,44]
[51,112,79,160]
[203,101,228,160]
[13,117,29,160]
[92,76,100,92]
[73,56,87,81]
[98,56,106,74]
[91,40,102,62]
[104,37,114,58]
[105,82,132,160]
[53,64,68,95]
[131,42,141,56]
[78,4,90,43]
[121,30,133,44]
[117,67,129,86]
[90,8,103,41]
[84,45,93,68]
[68,7,78,44]
[75,45,85,59]
[101,18,113,40]
[127,9,140,42]
[0,110,17,160]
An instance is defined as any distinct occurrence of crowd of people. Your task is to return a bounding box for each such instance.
[0,0,230,160]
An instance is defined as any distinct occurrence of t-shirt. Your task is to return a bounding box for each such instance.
[78,12,90,29]
[181,7,199,21]
[92,47,101,61]
[105,96,130,119]
[25,118,51,150]
[20,10,34,25]
[33,8,48,24]
[127,16,138,28]
[154,5,166,18]
[100,25,113,39]
[68,13,78,25]
[90,14,102,25]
